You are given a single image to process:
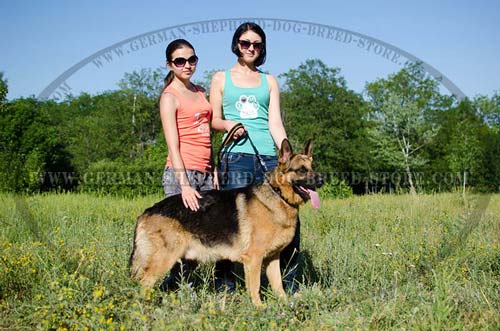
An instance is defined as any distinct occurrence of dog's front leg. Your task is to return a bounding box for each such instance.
[264,254,287,299]
[242,254,263,307]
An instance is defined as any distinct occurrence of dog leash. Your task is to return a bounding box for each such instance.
[219,122,245,154]
[218,123,268,183]
[219,124,301,208]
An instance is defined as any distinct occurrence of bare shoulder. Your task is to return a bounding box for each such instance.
[210,71,226,87]
[159,91,178,110]
[266,74,279,90]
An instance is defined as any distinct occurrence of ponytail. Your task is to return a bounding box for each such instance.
[158,71,175,105]
[161,71,175,93]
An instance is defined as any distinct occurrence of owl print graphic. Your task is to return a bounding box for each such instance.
[236,95,259,119]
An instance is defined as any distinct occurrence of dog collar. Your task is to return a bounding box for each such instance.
[264,176,300,208]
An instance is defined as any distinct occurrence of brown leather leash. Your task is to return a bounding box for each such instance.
[218,123,268,185]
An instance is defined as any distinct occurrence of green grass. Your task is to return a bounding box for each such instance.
[1,193,499,330]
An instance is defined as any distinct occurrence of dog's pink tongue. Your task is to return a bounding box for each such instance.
[307,189,321,209]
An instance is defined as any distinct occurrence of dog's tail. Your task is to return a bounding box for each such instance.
[129,215,154,280]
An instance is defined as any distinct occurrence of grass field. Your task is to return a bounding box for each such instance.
[0,192,499,330]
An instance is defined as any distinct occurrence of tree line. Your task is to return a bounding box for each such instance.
[1,61,499,196]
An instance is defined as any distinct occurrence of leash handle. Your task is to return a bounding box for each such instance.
[218,123,245,185]
[217,123,268,184]
[220,123,245,151]
[218,123,245,166]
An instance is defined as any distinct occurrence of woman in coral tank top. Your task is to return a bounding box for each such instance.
[159,39,216,291]
[159,39,216,211]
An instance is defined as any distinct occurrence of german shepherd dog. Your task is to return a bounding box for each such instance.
[129,139,323,306]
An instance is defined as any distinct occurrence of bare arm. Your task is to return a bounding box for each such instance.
[267,74,288,147]
[210,71,245,137]
[159,92,201,210]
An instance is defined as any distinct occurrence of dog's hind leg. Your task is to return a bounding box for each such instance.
[264,254,287,299]
[130,219,186,288]
[242,253,264,307]
[130,222,154,282]
[139,248,183,288]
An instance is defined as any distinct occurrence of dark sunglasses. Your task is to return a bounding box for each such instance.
[171,55,198,68]
[238,40,264,51]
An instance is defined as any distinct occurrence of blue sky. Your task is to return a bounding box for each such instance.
[1,0,499,100]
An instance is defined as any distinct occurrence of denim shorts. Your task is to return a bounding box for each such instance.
[162,167,214,197]
[218,152,278,190]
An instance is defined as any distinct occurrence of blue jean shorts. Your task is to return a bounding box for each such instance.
[162,167,214,197]
[218,152,278,190]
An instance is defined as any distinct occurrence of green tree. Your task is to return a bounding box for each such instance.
[0,72,7,110]
[365,63,444,194]
[478,129,500,191]
[474,92,500,132]
[280,59,371,185]
[118,69,167,151]
[0,98,73,192]
[62,90,159,174]
[446,100,483,196]
[473,93,500,191]
[117,67,166,99]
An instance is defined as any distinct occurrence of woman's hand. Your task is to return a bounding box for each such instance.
[232,127,246,140]
[226,121,246,140]
[213,168,220,190]
[181,185,201,211]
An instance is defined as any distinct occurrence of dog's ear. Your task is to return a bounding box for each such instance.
[301,139,313,158]
[279,139,293,163]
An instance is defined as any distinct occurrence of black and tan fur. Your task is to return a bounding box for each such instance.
[129,139,323,306]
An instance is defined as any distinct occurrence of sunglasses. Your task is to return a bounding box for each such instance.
[171,55,199,68]
[238,40,264,51]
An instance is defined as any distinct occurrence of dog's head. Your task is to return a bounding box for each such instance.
[269,139,324,208]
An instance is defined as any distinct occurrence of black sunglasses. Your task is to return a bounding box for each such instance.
[238,40,264,51]
[171,55,198,68]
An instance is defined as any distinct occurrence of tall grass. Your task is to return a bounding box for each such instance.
[1,193,499,330]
